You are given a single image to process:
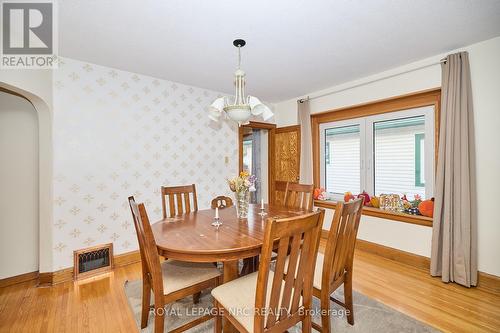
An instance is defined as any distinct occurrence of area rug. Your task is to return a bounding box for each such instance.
[124,279,439,332]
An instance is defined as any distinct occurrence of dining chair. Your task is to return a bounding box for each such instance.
[312,198,363,333]
[283,182,314,211]
[273,180,288,206]
[211,196,233,209]
[212,209,325,333]
[161,184,198,218]
[128,196,222,333]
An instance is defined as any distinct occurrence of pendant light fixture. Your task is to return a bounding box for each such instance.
[208,39,274,126]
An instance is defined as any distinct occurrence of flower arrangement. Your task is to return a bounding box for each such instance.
[227,171,256,193]
[228,171,256,218]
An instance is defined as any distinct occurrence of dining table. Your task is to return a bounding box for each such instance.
[151,203,308,332]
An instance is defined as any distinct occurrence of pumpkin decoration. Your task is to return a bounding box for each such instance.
[357,191,371,206]
[344,192,355,202]
[370,196,380,208]
[418,198,435,217]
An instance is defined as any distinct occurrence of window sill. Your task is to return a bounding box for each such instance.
[314,200,433,227]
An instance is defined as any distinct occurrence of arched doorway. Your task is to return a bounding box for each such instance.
[0,82,53,279]
[0,89,39,278]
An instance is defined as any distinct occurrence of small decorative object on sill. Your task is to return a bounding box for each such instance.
[410,194,423,209]
[228,171,256,219]
[402,194,411,210]
[357,190,371,206]
[418,198,434,217]
[314,187,327,200]
[406,207,421,215]
[379,194,404,212]
[370,196,380,208]
[344,191,355,202]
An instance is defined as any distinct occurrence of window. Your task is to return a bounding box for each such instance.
[323,124,361,195]
[319,106,434,200]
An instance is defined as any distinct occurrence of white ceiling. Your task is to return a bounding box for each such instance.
[59,0,500,102]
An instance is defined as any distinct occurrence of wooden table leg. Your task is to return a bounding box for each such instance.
[241,256,259,276]
[223,260,239,283]
[222,260,239,333]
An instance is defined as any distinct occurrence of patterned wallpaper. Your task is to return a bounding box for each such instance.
[52,58,238,270]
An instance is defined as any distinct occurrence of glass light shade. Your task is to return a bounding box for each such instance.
[261,106,274,121]
[224,105,252,126]
[208,108,221,122]
[251,104,267,116]
[248,96,264,115]
[209,97,225,111]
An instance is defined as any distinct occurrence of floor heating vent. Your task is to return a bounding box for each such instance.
[73,243,113,280]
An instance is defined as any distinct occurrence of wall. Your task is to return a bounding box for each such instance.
[0,91,39,279]
[51,58,238,270]
[274,37,500,276]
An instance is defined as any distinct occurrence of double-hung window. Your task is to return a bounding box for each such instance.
[319,105,435,201]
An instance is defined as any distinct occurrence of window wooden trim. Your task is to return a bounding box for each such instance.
[311,88,441,226]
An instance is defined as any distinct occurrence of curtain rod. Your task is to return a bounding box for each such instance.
[298,57,447,103]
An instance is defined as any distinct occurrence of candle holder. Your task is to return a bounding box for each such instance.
[211,217,222,228]
[258,207,267,217]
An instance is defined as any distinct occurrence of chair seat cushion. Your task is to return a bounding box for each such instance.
[211,271,302,332]
[161,260,221,295]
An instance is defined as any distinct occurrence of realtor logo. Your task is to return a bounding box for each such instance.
[1,0,57,68]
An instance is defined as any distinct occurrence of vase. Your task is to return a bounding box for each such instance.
[235,190,250,219]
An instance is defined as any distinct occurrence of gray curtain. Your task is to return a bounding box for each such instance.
[251,129,262,204]
[431,52,477,287]
[298,99,313,183]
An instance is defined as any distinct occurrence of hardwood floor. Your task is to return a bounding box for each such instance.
[1,246,499,332]
[351,250,500,332]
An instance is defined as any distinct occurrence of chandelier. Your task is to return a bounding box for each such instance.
[208,39,274,126]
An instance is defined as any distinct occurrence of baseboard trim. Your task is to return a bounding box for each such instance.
[355,239,431,271]
[0,271,39,288]
[38,250,141,286]
[477,271,500,294]
[114,250,141,267]
[321,233,500,294]
[38,268,73,286]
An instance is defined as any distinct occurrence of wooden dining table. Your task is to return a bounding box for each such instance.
[151,203,307,332]
[152,203,306,282]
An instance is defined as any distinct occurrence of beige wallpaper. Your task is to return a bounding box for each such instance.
[52,58,237,270]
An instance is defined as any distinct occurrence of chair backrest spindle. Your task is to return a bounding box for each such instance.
[273,180,288,206]
[161,184,198,218]
[254,209,325,332]
[283,182,314,211]
[323,198,363,287]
